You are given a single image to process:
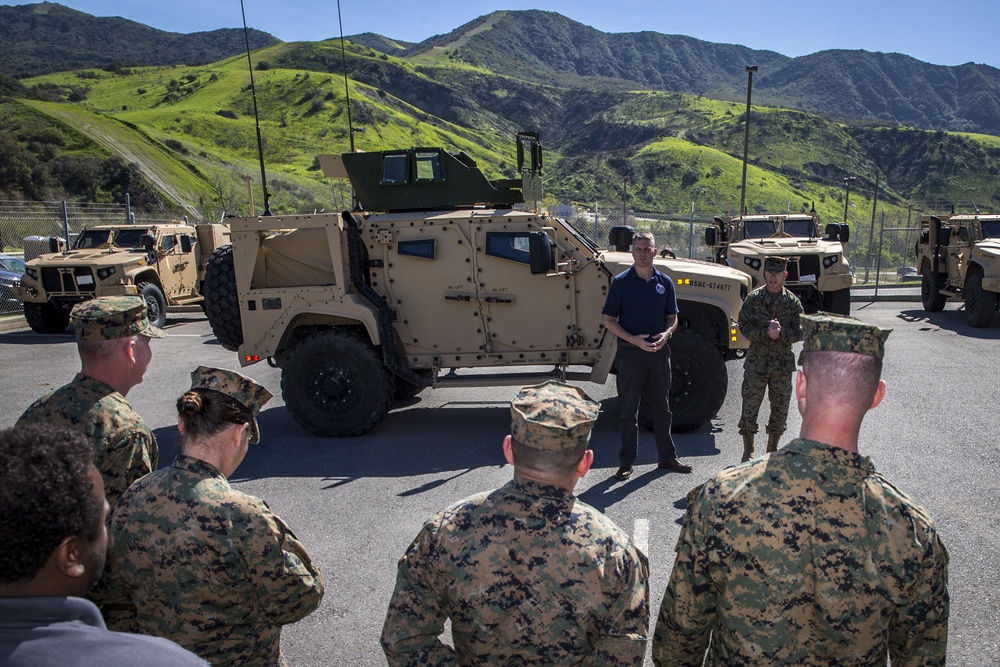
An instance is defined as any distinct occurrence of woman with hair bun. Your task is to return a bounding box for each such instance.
[110,366,324,667]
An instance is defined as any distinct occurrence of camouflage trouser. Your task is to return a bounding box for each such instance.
[738,354,795,436]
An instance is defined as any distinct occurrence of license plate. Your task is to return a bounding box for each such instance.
[76,275,94,285]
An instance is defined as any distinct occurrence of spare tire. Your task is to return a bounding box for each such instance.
[203,245,243,351]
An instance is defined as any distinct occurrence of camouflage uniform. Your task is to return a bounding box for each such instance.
[381,382,650,666]
[653,314,950,666]
[737,281,803,437]
[110,368,323,667]
[15,296,164,510]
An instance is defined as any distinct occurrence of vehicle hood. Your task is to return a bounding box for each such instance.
[729,238,845,255]
[26,248,147,268]
[603,251,752,287]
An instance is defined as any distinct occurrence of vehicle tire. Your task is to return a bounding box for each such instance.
[921,267,947,312]
[281,329,395,437]
[137,282,166,329]
[822,288,851,315]
[203,245,243,351]
[23,301,70,334]
[964,269,998,328]
[638,328,729,433]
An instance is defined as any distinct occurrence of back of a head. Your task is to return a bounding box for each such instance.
[799,313,891,411]
[0,424,102,587]
[509,381,600,475]
[178,366,273,446]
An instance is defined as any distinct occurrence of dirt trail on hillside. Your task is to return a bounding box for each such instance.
[30,103,201,220]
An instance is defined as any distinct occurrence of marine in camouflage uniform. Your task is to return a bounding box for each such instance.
[16,296,164,510]
[737,256,803,459]
[652,314,950,666]
[110,367,324,667]
[381,381,650,666]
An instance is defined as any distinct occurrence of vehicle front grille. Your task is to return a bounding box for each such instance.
[41,267,97,294]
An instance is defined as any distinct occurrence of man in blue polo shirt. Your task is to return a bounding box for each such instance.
[602,231,692,481]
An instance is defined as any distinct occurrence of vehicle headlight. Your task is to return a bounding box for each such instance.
[25,268,38,280]
[823,254,840,268]
[97,266,117,280]
[744,257,762,271]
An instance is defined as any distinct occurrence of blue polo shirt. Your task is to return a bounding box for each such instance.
[602,265,679,341]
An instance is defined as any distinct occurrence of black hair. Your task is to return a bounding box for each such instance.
[0,424,103,584]
[509,437,588,475]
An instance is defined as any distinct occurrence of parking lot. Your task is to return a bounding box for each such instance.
[1,300,997,664]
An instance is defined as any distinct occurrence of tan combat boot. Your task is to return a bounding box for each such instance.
[766,432,782,453]
[741,434,755,462]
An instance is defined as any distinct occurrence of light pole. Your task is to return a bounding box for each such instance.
[843,176,856,221]
[739,65,758,218]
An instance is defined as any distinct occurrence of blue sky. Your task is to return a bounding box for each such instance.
[23,0,1000,69]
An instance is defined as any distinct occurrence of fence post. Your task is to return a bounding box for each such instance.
[62,201,70,250]
[689,202,695,259]
[126,192,132,224]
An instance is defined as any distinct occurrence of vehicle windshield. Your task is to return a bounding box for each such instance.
[782,218,818,238]
[981,220,1000,239]
[743,221,776,238]
[74,228,152,249]
[0,257,25,273]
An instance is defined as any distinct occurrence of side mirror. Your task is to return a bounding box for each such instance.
[528,231,553,275]
[938,227,952,246]
[839,224,850,244]
[140,234,156,252]
[180,235,193,253]
[957,227,971,244]
[705,226,718,246]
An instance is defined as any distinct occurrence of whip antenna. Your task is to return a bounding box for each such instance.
[337,0,356,152]
[240,0,272,216]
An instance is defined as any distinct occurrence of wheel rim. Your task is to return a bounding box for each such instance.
[309,361,361,411]
[145,295,161,323]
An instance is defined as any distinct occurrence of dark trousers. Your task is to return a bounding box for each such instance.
[615,344,676,467]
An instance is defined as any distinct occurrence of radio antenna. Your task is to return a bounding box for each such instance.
[240,0,272,216]
[337,0,356,152]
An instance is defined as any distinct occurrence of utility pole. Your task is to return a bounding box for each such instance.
[622,177,629,227]
[739,65,758,217]
[843,175,856,222]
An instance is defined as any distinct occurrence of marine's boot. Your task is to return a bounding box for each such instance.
[741,434,755,462]
[766,432,782,453]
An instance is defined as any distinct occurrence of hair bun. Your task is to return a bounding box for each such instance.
[177,390,204,415]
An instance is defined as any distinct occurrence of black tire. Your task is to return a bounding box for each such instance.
[23,301,70,334]
[638,328,729,433]
[822,288,851,316]
[137,282,166,329]
[921,267,947,312]
[964,270,998,328]
[203,245,243,351]
[281,329,394,437]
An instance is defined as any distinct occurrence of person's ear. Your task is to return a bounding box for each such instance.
[795,369,808,414]
[55,536,87,580]
[870,379,887,409]
[502,435,514,465]
[577,449,594,478]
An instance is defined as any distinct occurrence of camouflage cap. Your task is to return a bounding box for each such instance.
[189,366,274,444]
[71,295,165,342]
[510,381,601,452]
[799,312,892,362]
[764,256,787,272]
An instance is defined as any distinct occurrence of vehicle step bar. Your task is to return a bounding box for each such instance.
[430,369,593,389]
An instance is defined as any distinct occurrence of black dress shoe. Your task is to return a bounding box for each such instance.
[658,458,693,473]
[614,465,633,481]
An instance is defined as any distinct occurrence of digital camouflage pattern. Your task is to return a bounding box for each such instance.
[189,366,273,445]
[381,477,650,666]
[16,373,156,510]
[71,295,165,341]
[653,438,949,666]
[737,285,803,435]
[800,312,891,360]
[110,456,324,667]
[510,381,601,451]
[763,256,787,272]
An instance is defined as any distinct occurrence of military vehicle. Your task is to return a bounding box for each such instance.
[916,214,1000,327]
[14,222,230,333]
[705,210,853,314]
[203,133,752,438]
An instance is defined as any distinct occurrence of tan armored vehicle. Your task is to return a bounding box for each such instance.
[203,133,751,437]
[705,211,853,314]
[916,214,1000,327]
[14,222,230,333]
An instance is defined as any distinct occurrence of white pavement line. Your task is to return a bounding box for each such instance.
[633,518,649,555]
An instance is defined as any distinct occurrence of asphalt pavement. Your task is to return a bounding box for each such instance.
[1,301,997,665]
